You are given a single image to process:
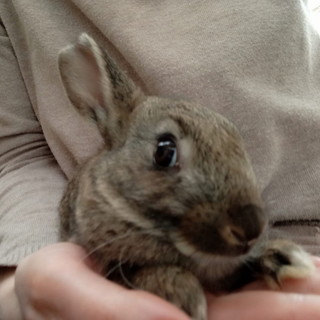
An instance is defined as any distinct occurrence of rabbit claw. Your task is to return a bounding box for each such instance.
[258,240,315,289]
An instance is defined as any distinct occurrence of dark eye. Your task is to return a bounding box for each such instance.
[154,134,178,169]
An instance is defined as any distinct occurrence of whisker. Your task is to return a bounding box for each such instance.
[118,248,137,290]
[104,251,132,279]
[81,230,133,262]
[105,260,124,278]
[242,257,255,273]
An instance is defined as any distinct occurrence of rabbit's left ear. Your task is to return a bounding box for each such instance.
[58,33,145,149]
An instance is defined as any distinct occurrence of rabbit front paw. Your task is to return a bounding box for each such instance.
[132,265,207,320]
[258,240,316,289]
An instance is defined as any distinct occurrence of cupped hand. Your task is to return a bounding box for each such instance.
[11,242,189,320]
[207,257,320,320]
[2,242,320,320]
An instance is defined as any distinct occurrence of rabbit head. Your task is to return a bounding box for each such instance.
[58,34,266,262]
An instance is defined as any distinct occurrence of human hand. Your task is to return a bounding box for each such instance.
[2,242,319,320]
[206,257,320,320]
[5,242,189,320]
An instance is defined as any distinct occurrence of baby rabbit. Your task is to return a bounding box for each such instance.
[58,34,314,320]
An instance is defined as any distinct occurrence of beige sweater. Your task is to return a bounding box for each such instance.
[0,1,319,266]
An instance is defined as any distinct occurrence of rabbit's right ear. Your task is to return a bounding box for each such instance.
[58,33,145,149]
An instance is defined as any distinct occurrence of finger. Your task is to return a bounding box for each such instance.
[128,290,191,320]
[208,290,320,320]
[52,263,190,320]
[16,243,189,320]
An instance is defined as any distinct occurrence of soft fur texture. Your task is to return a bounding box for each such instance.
[59,35,315,320]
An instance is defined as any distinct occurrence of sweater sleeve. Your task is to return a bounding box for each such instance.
[0,21,66,266]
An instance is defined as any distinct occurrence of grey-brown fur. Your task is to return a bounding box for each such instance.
[58,34,315,320]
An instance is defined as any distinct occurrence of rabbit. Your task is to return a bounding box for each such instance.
[58,33,315,320]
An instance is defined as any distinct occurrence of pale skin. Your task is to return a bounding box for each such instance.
[0,243,320,320]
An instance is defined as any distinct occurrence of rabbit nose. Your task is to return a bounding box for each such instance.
[225,204,266,247]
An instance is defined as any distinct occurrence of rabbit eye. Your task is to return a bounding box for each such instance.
[154,134,178,169]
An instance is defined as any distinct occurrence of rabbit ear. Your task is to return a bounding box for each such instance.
[58,33,145,149]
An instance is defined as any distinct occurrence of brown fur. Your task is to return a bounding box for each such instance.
[58,34,315,320]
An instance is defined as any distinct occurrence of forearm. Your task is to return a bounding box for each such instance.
[0,18,66,265]
[0,158,66,265]
[0,267,22,320]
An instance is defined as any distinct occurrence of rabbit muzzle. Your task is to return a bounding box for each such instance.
[177,203,267,258]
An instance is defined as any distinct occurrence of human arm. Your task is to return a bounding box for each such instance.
[0,268,22,319]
